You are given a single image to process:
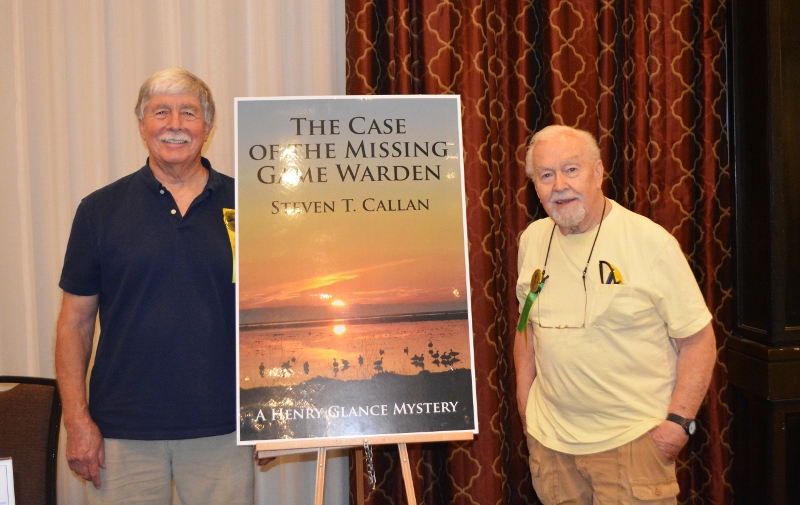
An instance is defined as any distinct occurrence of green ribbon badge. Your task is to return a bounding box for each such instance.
[517,268,547,344]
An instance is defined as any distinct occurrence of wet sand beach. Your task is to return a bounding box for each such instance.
[239,318,471,388]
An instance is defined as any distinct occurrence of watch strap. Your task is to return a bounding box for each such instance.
[666,413,695,435]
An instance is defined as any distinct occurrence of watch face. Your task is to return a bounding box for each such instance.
[687,420,697,435]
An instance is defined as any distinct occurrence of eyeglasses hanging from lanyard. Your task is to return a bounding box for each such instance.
[517,198,607,341]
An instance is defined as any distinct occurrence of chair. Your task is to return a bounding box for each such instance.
[0,376,61,505]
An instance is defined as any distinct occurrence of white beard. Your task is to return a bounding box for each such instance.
[547,196,587,230]
[550,207,585,229]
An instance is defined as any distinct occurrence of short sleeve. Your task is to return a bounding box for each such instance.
[648,235,712,339]
[59,202,101,296]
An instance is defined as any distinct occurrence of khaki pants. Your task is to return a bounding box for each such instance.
[87,432,254,505]
[526,432,680,504]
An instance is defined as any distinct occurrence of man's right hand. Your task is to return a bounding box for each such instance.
[56,291,104,487]
[65,414,106,489]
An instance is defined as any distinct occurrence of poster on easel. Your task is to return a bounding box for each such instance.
[235,95,477,449]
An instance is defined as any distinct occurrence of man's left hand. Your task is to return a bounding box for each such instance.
[648,420,689,461]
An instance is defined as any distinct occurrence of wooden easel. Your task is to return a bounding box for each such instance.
[316,443,415,505]
[314,447,328,505]
[257,431,473,505]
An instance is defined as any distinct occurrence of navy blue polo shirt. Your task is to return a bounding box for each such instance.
[60,158,237,440]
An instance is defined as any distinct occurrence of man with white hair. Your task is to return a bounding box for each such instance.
[56,68,253,504]
[514,125,716,504]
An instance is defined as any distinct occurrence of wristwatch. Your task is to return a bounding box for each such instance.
[666,413,697,436]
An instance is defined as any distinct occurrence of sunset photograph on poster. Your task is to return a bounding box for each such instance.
[235,96,476,446]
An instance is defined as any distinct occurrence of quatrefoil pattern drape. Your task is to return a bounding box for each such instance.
[345,1,732,504]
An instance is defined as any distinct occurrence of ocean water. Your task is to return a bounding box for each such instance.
[239,317,471,388]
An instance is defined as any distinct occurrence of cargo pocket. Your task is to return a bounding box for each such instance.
[631,480,680,503]
[530,459,555,504]
[526,436,553,504]
[529,457,541,478]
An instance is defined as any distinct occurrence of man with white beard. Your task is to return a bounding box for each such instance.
[514,125,716,504]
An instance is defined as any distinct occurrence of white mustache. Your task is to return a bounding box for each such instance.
[158,132,191,144]
[550,191,580,204]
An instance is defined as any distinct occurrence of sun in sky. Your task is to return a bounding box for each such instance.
[332,299,345,307]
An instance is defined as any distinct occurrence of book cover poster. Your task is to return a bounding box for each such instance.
[235,96,476,447]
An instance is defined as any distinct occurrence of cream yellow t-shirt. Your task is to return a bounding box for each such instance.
[516,200,711,454]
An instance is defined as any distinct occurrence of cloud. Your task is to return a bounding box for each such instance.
[239,259,415,309]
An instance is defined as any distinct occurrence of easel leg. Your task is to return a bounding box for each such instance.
[355,448,365,504]
[398,443,417,505]
[314,447,327,505]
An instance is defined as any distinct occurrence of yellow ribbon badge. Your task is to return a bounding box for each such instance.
[223,208,236,283]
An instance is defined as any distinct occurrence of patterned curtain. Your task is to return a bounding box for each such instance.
[345,1,732,504]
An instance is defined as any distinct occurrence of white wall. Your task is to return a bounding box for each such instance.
[0,1,348,503]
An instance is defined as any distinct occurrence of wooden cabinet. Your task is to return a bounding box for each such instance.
[728,0,800,503]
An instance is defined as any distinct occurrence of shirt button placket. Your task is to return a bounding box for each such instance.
[159,187,178,217]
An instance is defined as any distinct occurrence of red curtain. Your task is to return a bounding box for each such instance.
[345,1,732,504]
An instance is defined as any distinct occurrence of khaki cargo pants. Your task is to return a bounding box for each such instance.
[526,432,679,504]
